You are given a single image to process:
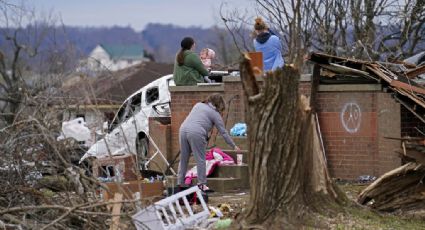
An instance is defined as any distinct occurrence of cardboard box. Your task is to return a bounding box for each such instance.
[93,154,139,181]
[102,180,164,200]
[247,52,264,75]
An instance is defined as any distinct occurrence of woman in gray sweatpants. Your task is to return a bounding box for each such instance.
[178,94,240,191]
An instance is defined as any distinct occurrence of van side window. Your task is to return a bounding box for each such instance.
[130,93,142,113]
[146,87,159,105]
[117,102,129,122]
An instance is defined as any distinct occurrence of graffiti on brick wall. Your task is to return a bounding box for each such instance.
[341,102,361,133]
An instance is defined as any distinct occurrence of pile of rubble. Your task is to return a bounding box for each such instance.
[309,52,425,217]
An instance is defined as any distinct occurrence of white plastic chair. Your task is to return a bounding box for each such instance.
[132,186,209,230]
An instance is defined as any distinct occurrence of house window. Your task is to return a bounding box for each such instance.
[146,87,159,105]
[99,165,115,178]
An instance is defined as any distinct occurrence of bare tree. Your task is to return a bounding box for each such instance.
[222,0,424,67]
[236,55,346,228]
[0,2,59,124]
[376,0,425,58]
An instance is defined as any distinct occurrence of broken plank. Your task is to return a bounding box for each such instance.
[366,65,393,83]
[358,162,425,212]
[406,65,425,78]
[110,193,123,230]
[390,80,425,95]
[393,87,425,109]
[319,63,374,80]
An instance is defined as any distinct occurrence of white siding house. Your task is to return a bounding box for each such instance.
[83,44,149,72]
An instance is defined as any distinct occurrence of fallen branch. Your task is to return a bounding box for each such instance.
[40,206,78,230]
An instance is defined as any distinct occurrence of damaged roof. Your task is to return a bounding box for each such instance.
[309,52,425,123]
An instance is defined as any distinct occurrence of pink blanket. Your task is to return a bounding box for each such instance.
[184,147,235,185]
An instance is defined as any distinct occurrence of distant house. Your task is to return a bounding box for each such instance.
[84,44,150,72]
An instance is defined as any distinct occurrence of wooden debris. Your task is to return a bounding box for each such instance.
[406,65,425,78]
[357,135,425,216]
[110,193,123,230]
[357,163,425,215]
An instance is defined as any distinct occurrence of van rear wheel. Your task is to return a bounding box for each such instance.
[136,136,149,169]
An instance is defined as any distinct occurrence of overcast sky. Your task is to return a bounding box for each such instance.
[18,0,256,31]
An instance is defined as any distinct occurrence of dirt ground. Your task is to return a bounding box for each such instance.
[206,183,425,229]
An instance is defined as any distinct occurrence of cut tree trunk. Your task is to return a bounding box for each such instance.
[237,54,346,228]
[358,162,425,216]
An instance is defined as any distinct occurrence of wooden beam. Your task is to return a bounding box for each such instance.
[390,80,425,95]
[406,65,425,78]
[393,87,425,109]
[366,65,393,83]
[110,193,123,230]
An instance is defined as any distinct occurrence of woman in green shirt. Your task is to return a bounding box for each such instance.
[173,37,209,86]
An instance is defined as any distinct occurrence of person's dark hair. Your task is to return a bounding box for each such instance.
[176,37,195,66]
[206,93,226,112]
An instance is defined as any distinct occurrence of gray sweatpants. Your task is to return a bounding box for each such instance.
[177,130,207,185]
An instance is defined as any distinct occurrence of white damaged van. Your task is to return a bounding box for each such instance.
[80,74,174,163]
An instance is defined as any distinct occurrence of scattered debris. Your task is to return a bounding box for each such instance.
[357,162,425,217]
[214,218,232,229]
[110,193,123,230]
[57,117,92,147]
[81,74,173,161]
[357,175,377,183]
[309,52,425,123]
[102,180,164,200]
[356,136,425,217]
[230,123,247,136]
[132,186,209,230]
[209,203,232,219]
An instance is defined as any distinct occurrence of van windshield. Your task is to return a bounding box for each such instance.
[108,93,142,131]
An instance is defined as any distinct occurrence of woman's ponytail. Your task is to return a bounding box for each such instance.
[176,37,195,66]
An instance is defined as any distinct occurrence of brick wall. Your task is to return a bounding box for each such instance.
[168,77,401,180]
[316,86,401,180]
[222,79,246,130]
[169,85,225,161]
[317,92,378,179]
[377,93,401,174]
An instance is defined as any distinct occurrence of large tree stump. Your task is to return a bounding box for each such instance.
[238,55,346,228]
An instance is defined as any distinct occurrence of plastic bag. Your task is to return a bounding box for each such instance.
[230,123,247,136]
